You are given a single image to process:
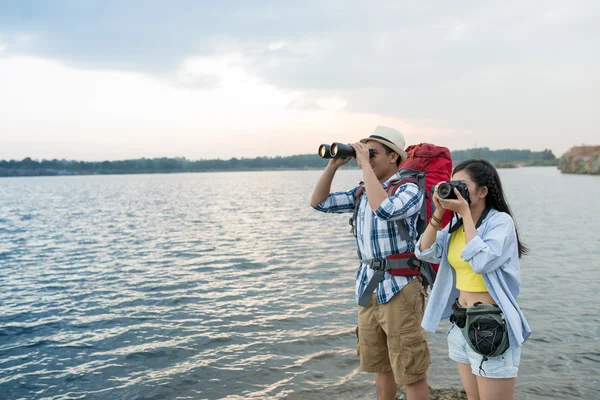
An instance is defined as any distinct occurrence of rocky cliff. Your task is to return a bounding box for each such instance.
[557,146,600,175]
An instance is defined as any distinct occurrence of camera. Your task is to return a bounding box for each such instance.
[437,181,470,202]
[317,142,374,159]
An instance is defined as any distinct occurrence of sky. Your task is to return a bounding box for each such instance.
[0,0,598,161]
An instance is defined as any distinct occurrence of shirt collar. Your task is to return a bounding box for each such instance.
[382,171,402,188]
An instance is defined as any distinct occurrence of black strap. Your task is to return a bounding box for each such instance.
[349,182,365,237]
[478,356,488,376]
[420,262,436,289]
[448,206,492,234]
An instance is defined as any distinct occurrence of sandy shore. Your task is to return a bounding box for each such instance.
[395,387,467,399]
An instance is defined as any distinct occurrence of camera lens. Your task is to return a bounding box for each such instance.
[438,183,452,199]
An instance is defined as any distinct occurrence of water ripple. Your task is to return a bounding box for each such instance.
[0,169,598,399]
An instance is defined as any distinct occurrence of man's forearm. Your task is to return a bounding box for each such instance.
[310,164,338,207]
[362,166,388,211]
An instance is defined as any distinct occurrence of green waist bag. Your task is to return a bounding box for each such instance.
[459,303,510,358]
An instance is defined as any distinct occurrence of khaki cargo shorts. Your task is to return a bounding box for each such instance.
[356,278,430,385]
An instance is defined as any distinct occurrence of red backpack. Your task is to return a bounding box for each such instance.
[351,143,452,288]
[395,143,453,245]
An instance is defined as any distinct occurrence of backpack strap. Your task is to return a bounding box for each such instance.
[386,176,436,291]
[357,255,419,307]
[350,175,419,240]
[358,253,436,307]
[349,182,365,237]
[355,176,436,305]
[386,176,422,243]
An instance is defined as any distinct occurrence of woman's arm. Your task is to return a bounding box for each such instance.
[419,183,446,251]
[415,227,447,263]
[419,208,445,251]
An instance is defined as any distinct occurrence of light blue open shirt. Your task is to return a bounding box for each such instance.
[414,208,531,348]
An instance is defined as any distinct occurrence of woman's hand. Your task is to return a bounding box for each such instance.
[432,183,444,214]
[438,188,470,216]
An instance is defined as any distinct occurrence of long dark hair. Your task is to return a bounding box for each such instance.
[453,159,528,258]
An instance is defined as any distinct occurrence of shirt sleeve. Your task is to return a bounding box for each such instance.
[415,228,449,264]
[374,182,423,221]
[312,186,359,214]
[461,213,517,274]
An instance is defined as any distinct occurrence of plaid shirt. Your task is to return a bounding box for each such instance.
[314,171,424,304]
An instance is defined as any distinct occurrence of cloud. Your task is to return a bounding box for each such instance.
[0,0,598,158]
[287,93,347,111]
[0,52,460,160]
[267,41,287,51]
[177,54,254,88]
[2,2,598,92]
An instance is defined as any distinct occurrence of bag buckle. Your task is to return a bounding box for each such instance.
[370,259,387,271]
[407,254,422,270]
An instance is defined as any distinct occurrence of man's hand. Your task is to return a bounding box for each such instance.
[328,156,352,169]
[350,142,371,170]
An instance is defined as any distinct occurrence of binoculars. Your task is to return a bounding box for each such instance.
[318,142,375,159]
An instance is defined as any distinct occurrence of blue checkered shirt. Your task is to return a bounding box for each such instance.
[313,171,424,304]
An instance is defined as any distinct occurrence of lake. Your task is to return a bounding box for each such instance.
[0,167,598,399]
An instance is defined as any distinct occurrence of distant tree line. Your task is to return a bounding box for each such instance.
[451,148,556,166]
[0,148,557,177]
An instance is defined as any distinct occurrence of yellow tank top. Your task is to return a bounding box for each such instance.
[448,226,488,292]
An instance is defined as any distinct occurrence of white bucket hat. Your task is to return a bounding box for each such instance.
[360,126,408,162]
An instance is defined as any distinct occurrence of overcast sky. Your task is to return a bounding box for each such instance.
[0,0,598,161]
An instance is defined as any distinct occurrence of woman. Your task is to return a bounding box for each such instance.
[415,159,531,400]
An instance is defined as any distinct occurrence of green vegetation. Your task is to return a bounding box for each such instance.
[0,148,557,177]
[451,148,557,166]
[0,155,330,177]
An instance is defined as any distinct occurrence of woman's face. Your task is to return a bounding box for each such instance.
[451,169,487,207]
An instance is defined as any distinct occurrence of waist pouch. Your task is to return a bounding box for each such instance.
[451,301,510,358]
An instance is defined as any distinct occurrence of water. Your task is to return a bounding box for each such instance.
[0,167,598,399]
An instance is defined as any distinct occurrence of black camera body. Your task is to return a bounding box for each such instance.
[438,181,470,202]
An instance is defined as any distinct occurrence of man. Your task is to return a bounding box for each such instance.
[310,126,430,400]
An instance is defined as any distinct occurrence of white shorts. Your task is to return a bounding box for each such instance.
[447,322,520,378]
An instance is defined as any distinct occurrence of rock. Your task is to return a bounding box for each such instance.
[557,145,600,175]
[396,387,467,399]
[429,387,468,399]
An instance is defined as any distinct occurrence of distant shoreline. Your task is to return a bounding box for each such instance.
[0,164,560,179]
[0,148,559,178]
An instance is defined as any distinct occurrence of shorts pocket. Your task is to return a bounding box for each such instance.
[355,326,360,356]
[415,284,426,320]
[396,280,423,326]
[400,329,430,376]
[511,345,521,368]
